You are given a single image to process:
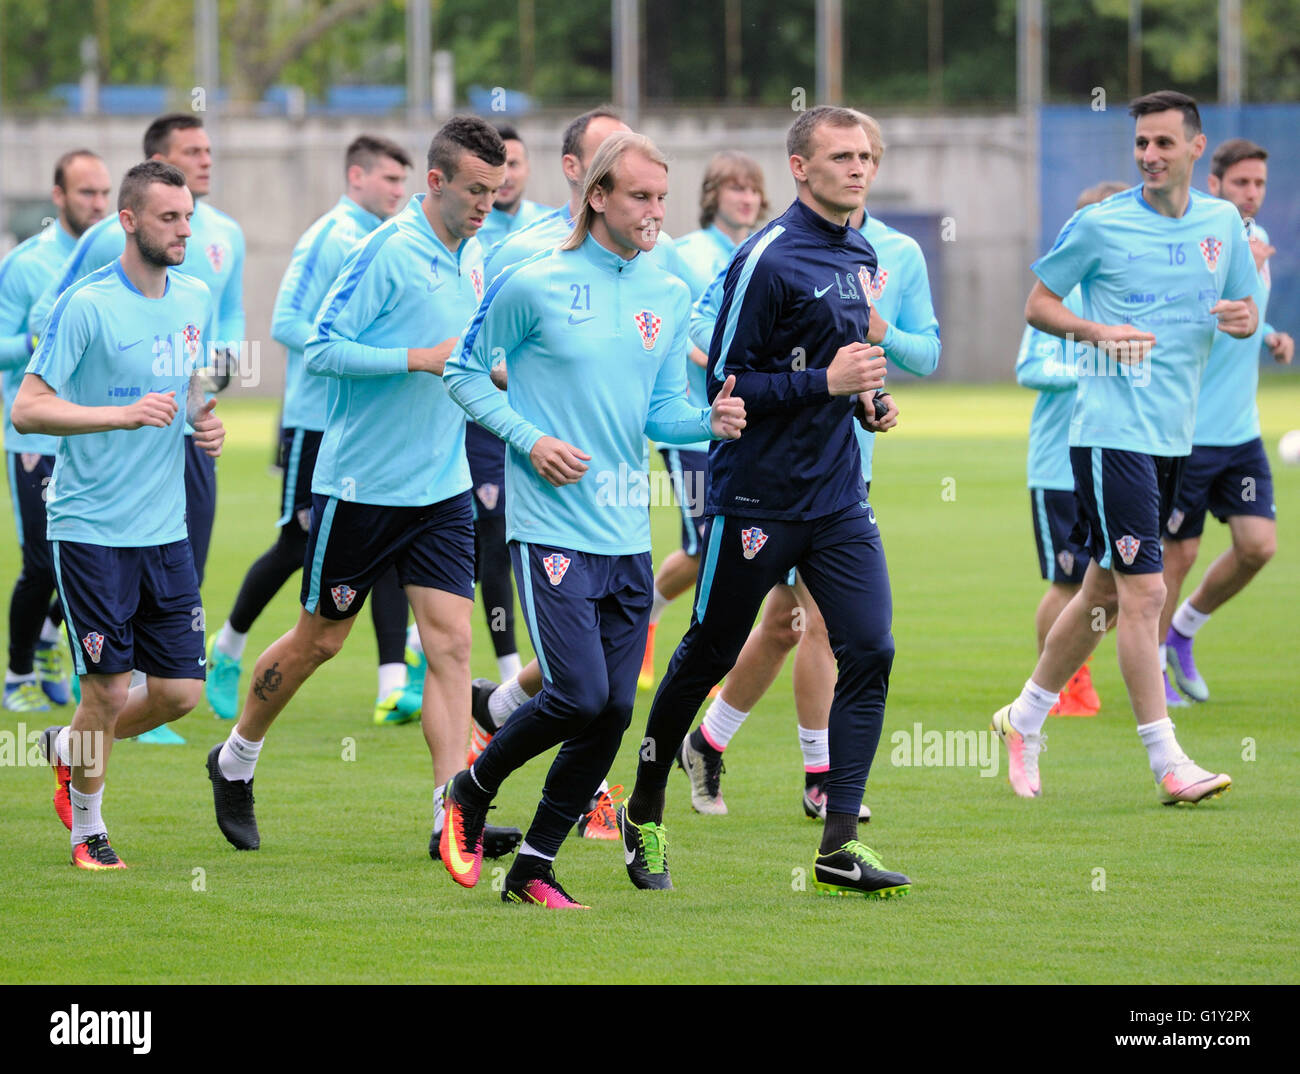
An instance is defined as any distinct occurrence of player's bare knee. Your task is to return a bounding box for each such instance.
[416,622,472,671]
[301,626,347,666]
[155,678,203,719]
[1235,536,1275,571]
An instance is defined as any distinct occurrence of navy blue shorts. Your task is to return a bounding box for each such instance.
[465,421,506,519]
[1165,438,1275,540]
[658,446,708,556]
[276,427,323,533]
[1030,487,1090,584]
[52,539,205,678]
[7,451,54,578]
[301,490,476,619]
[1069,447,1184,575]
[184,434,217,585]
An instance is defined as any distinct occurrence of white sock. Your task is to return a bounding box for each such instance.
[432,783,446,835]
[700,696,749,751]
[497,651,522,681]
[40,618,63,645]
[56,726,71,765]
[377,662,406,698]
[1009,679,1058,737]
[129,669,147,689]
[798,725,829,771]
[70,785,105,844]
[218,730,263,782]
[648,586,670,625]
[5,670,36,684]
[487,675,530,727]
[406,622,421,650]
[216,621,247,661]
[518,840,555,862]
[1172,600,1211,638]
[1137,717,1181,779]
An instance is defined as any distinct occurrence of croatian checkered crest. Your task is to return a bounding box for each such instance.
[1199,237,1222,272]
[1115,535,1141,566]
[542,553,571,586]
[740,527,769,560]
[634,310,662,350]
[331,584,358,612]
[82,632,105,664]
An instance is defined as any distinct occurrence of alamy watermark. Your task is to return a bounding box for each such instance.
[889,722,999,778]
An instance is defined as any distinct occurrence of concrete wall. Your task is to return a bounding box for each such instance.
[0,110,1036,389]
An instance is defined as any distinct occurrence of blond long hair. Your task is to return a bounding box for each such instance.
[561,132,669,251]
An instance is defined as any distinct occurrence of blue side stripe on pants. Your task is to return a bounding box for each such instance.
[304,497,339,613]
[515,542,551,683]
[50,542,85,675]
[1091,448,1112,570]
[694,516,725,623]
[1035,488,1055,582]
[278,428,304,527]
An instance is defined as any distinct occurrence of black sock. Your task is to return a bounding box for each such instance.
[508,851,550,880]
[627,785,665,826]
[689,726,719,758]
[804,769,823,790]
[455,768,493,808]
[820,811,857,854]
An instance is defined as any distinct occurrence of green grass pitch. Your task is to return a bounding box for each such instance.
[2,380,1297,984]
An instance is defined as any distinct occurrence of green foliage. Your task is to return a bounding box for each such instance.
[1,1,1298,113]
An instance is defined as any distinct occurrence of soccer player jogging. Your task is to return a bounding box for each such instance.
[463,106,690,841]
[440,132,746,909]
[993,91,1257,805]
[673,112,940,823]
[461,124,552,693]
[1158,138,1292,706]
[203,136,422,728]
[622,106,911,899]
[31,114,245,592]
[12,161,226,869]
[1,150,111,714]
[1014,180,1128,719]
[204,117,521,861]
[638,150,767,691]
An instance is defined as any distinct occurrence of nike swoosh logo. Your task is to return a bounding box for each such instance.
[118,339,143,351]
[621,819,637,865]
[813,285,832,298]
[818,862,861,881]
[74,804,88,812]
[427,282,445,293]
[1127,252,1153,261]
[198,657,206,666]
[568,314,596,325]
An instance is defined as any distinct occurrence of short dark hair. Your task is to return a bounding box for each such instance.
[1211,138,1268,179]
[345,134,412,175]
[561,107,621,160]
[495,123,522,145]
[1128,90,1201,137]
[118,160,188,214]
[786,106,865,159]
[426,115,506,177]
[143,113,204,159]
[53,149,102,190]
